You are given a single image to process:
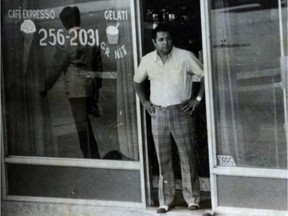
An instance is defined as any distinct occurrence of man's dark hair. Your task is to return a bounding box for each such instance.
[151,24,172,40]
[60,6,81,30]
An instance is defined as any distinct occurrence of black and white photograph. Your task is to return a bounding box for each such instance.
[1,0,287,215]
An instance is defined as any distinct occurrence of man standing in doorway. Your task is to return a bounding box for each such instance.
[133,24,204,213]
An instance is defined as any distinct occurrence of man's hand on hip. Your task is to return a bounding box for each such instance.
[182,99,200,115]
[143,101,155,116]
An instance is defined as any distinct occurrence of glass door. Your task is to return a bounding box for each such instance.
[201,0,288,214]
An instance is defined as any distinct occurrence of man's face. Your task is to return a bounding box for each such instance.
[152,31,173,56]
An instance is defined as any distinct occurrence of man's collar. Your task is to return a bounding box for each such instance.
[153,47,174,62]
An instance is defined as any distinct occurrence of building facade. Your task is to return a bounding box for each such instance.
[1,0,287,215]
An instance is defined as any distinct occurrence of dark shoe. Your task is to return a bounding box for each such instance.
[203,213,213,216]
[157,205,169,213]
[188,203,200,210]
[202,211,214,216]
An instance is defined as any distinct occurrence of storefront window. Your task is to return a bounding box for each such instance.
[210,0,287,168]
[2,0,139,161]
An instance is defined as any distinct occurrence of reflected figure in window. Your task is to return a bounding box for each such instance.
[40,6,103,158]
[133,24,205,213]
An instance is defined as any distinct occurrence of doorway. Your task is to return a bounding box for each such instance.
[140,0,212,211]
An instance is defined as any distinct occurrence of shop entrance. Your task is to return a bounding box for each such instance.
[140,0,212,211]
[141,0,287,215]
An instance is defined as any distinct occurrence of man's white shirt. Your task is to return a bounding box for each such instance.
[134,47,204,107]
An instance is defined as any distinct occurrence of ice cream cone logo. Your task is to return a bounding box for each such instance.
[20,19,36,74]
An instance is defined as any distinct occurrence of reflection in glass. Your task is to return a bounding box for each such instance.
[210,0,287,168]
[1,0,139,160]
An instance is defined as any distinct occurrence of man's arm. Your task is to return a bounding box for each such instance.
[183,77,205,115]
[197,77,205,101]
[133,81,155,115]
[182,51,205,115]
[40,46,68,96]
